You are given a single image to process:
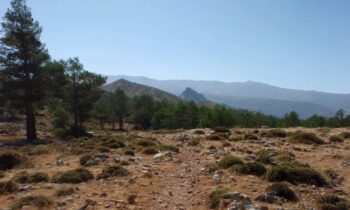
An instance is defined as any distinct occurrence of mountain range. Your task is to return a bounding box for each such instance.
[105,75,350,118]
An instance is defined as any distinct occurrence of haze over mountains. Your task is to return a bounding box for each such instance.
[106,75,350,118]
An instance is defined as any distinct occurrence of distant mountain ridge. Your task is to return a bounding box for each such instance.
[106,75,350,118]
[101,79,180,103]
[180,87,207,103]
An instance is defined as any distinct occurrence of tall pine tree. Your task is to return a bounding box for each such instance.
[0,0,49,141]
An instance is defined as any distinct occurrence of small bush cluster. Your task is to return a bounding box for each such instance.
[255,149,275,164]
[316,194,350,210]
[217,156,244,169]
[137,139,157,147]
[97,165,130,179]
[206,188,228,209]
[52,168,94,184]
[0,180,18,194]
[267,164,328,187]
[61,125,90,139]
[13,171,49,183]
[143,147,159,155]
[158,144,179,153]
[193,129,205,135]
[212,127,230,133]
[206,134,222,141]
[101,138,126,149]
[243,134,259,140]
[0,152,24,170]
[0,170,5,179]
[289,132,324,145]
[188,138,200,146]
[266,182,298,202]
[55,187,75,197]
[329,136,344,143]
[11,195,54,210]
[233,162,267,177]
[261,129,287,138]
[339,132,350,139]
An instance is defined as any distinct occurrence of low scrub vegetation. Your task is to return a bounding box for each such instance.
[11,195,54,210]
[267,164,328,187]
[217,156,244,169]
[97,165,130,179]
[52,168,94,184]
[143,147,159,155]
[316,194,350,210]
[0,180,18,195]
[137,139,157,147]
[289,132,325,144]
[13,171,49,183]
[339,132,350,139]
[206,188,228,209]
[329,135,344,143]
[266,182,298,202]
[0,152,24,170]
[261,129,288,138]
[233,162,267,177]
[55,187,75,197]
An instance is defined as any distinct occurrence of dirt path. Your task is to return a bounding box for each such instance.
[149,145,208,210]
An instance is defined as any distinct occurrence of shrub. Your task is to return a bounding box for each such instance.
[329,136,344,143]
[55,187,75,197]
[266,182,298,201]
[61,125,90,139]
[267,164,328,187]
[193,129,205,135]
[97,146,111,153]
[339,132,350,139]
[289,132,324,145]
[11,195,54,210]
[52,168,94,183]
[212,127,230,133]
[206,134,222,141]
[124,149,135,156]
[217,156,244,169]
[0,180,18,194]
[80,154,94,166]
[102,138,126,148]
[51,106,71,129]
[316,194,350,210]
[244,134,259,140]
[13,171,49,183]
[188,138,200,146]
[234,162,267,176]
[261,129,287,138]
[256,149,275,164]
[137,139,157,147]
[143,147,158,155]
[0,170,5,179]
[0,152,23,170]
[207,189,228,209]
[97,165,130,179]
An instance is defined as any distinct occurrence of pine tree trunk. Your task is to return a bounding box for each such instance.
[119,119,123,130]
[25,102,37,142]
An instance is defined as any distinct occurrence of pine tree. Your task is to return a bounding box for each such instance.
[0,0,49,141]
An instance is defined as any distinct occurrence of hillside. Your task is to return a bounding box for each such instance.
[101,79,181,103]
[107,75,350,117]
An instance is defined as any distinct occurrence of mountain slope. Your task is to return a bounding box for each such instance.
[101,79,181,103]
[180,87,207,103]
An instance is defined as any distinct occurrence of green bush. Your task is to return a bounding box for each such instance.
[124,149,135,156]
[97,165,130,179]
[212,127,230,133]
[206,134,222,141]
[51,106,71,129]
[261,129,287,138]
[143,147,159,155]
[97,146,111,153]
[289,132,324,145]
[207,189,228,209]
[0,180,18,194]
[188,138,200,146]
[266,182,298,202]
[13,171,49,183]
[217,156,244,169]
[316,194,350,210]
[158,144,179,153]
[11,195,54,210]
[55,187,75,197]
[339,132,350,139]
[0,152,23,170]
[256,149,275,164]
[234,162,267,176]
[329,136,344,143]
[193,129,205,135]
[101,138,126,148]
[61,125,90,139]
[267,164,328,187]
[137,139,157,147]
[52,168,94,184]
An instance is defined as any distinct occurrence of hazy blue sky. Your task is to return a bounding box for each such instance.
[1,0,349,93]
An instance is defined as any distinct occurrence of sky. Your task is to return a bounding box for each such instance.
[0,0,349,93]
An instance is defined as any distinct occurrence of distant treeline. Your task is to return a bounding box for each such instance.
[85,90,350,130]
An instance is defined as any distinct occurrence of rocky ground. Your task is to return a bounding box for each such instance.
[0,123,349,210]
